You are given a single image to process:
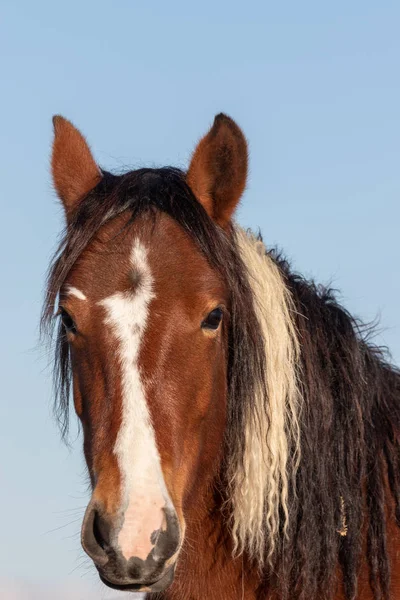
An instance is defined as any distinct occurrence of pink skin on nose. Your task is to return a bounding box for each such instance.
[118,492,167,561]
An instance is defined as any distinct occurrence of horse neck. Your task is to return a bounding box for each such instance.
[164,481,261,600]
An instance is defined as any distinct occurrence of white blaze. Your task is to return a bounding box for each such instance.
[99,239,172,561]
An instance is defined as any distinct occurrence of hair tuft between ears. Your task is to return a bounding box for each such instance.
[51,115,102,217]
[187,113,248,227]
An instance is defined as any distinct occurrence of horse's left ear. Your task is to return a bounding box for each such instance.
[51,115,102,217]
[187,113,248,227]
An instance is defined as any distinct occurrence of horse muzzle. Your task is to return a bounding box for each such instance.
[81,498,181,592]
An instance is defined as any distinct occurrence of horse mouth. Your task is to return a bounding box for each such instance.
[99,565,175,592]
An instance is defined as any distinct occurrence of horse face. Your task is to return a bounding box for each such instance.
[50,114,247,591]
[60,212,228,590]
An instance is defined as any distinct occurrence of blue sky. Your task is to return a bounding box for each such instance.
[1,1,399,598]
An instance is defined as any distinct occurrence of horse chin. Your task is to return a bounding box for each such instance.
[99,564,176,593]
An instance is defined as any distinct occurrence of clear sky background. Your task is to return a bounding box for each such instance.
[1,1,399,598]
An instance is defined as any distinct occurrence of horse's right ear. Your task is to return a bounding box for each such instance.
[51,116,102,216]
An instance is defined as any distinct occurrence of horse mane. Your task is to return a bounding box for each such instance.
[243,238,400,600]
[42,166,400,600]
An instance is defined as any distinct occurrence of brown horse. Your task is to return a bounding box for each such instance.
[43,114,400,599]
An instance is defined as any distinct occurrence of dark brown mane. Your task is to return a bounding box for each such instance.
[263,251,400,600]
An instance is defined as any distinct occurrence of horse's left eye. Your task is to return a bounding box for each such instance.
[201,308,223,331]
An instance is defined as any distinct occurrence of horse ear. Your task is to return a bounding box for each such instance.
[51,116,102,216]
[187,113,248,227]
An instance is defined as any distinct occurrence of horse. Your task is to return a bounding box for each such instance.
[42,114,400,600]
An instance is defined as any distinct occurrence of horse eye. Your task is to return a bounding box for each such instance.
[60,308,77,334]
[201,308,223,331]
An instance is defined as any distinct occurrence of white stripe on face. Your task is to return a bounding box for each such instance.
[66,285,87,301]
[99,239,173,561]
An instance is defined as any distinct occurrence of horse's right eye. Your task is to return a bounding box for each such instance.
[60,308,77,334]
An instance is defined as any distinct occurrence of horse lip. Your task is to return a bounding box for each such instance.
[99,565,175,592]
[99,575,145,592]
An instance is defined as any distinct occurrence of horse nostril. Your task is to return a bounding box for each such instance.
[93,510,108,550]
[81,503,108,567]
